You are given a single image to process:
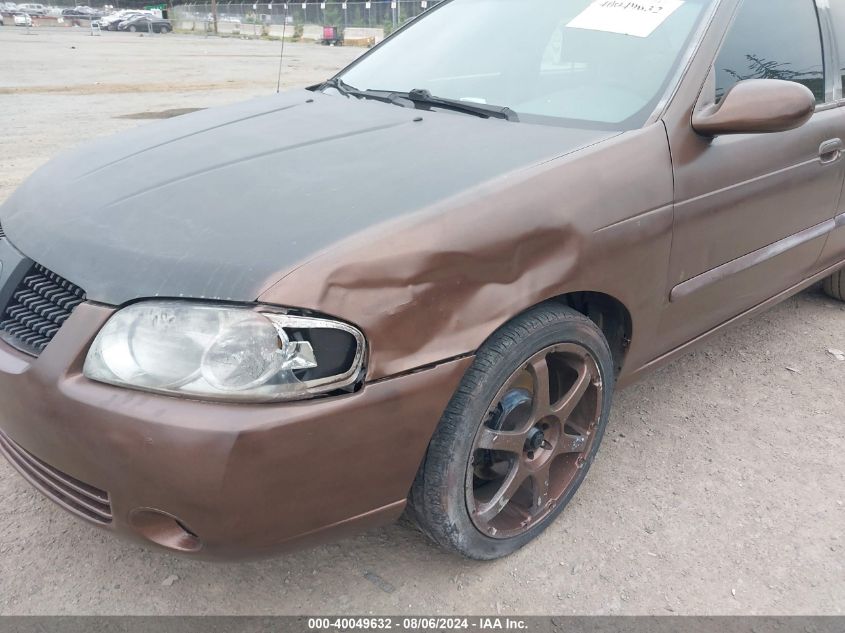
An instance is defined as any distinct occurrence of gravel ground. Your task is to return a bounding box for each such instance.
[0,27,844,616]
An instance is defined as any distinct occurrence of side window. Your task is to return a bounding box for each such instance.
[831,0,845,95]
[715,0,825,104]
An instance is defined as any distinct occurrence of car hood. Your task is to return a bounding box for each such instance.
[0,90,617,305]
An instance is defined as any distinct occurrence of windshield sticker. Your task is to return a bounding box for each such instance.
[566,0,685,38]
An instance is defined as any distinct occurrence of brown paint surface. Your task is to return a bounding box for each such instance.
[1,0,845,558]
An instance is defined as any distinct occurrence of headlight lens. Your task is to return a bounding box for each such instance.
[83,302,365,402]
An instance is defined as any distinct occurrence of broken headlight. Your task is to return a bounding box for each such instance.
[83,301,365,402]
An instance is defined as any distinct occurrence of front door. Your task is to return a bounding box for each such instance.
[660,0,845,350]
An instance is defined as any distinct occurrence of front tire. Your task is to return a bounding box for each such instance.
[822,269,844,302]
[408,304,615,560]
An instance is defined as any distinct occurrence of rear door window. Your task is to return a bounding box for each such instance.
[830,0,845,95]
[715,0,826,103]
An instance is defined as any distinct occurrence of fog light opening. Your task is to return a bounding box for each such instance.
[129,509,202,553]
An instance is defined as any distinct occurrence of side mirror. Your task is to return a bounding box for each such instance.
[692,79,815,137]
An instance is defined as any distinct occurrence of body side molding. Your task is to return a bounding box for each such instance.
[670,219,836,302]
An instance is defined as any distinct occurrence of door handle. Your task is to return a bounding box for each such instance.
[819,138,843,164]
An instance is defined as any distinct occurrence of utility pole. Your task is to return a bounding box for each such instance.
[211,0,218,33]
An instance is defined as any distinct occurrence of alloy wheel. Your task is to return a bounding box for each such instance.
[465,343,603,539]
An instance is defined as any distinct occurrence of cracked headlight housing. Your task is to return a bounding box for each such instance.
[83,302,365,402]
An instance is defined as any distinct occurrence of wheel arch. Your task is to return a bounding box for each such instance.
[495,291,633,378]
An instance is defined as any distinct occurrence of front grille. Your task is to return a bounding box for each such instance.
[0,263,86,356]
[0,431,112,525]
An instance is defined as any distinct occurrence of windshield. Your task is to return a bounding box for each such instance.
[340,0,713,129]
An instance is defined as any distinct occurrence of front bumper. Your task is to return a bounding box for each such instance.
[0,302,471,559]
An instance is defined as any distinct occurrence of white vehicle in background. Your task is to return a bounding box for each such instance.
[16,2,45,15]
[98,9,151,30]
[2,2,18,12]
[12,11,32,24]
[96,10,128,29]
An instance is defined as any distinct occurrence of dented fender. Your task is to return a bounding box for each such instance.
[261,124,675,382]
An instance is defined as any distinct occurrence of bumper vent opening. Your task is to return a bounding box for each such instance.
[0,262,86,356]
[0,431,112,525]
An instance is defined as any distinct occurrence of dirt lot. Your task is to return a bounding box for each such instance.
[0,27,844,616]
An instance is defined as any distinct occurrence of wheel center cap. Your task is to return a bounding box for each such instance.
[525,428,546,453]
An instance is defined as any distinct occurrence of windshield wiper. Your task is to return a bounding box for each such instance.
[312,77,414,108]
[403,88,519,122]
[312,80,518,122]
[315,76,358,97]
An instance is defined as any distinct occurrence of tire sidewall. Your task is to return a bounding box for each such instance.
[823,270,845,302]
[432,312,615,559]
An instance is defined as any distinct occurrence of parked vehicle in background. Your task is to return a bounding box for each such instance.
[99,10,151,29]
[12,10,31,24]
[321,25,343,46]
[1,2,18,12]
[62,7,101,18]
[98,10,135,29]
[117,15,170,32]
[16,3,44,15]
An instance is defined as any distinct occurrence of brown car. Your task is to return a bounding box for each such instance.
[0,0,844,561]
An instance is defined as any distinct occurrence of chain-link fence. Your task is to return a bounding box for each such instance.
[171,0,444,41]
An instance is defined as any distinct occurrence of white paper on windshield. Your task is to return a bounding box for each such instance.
[567,0,684,38]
